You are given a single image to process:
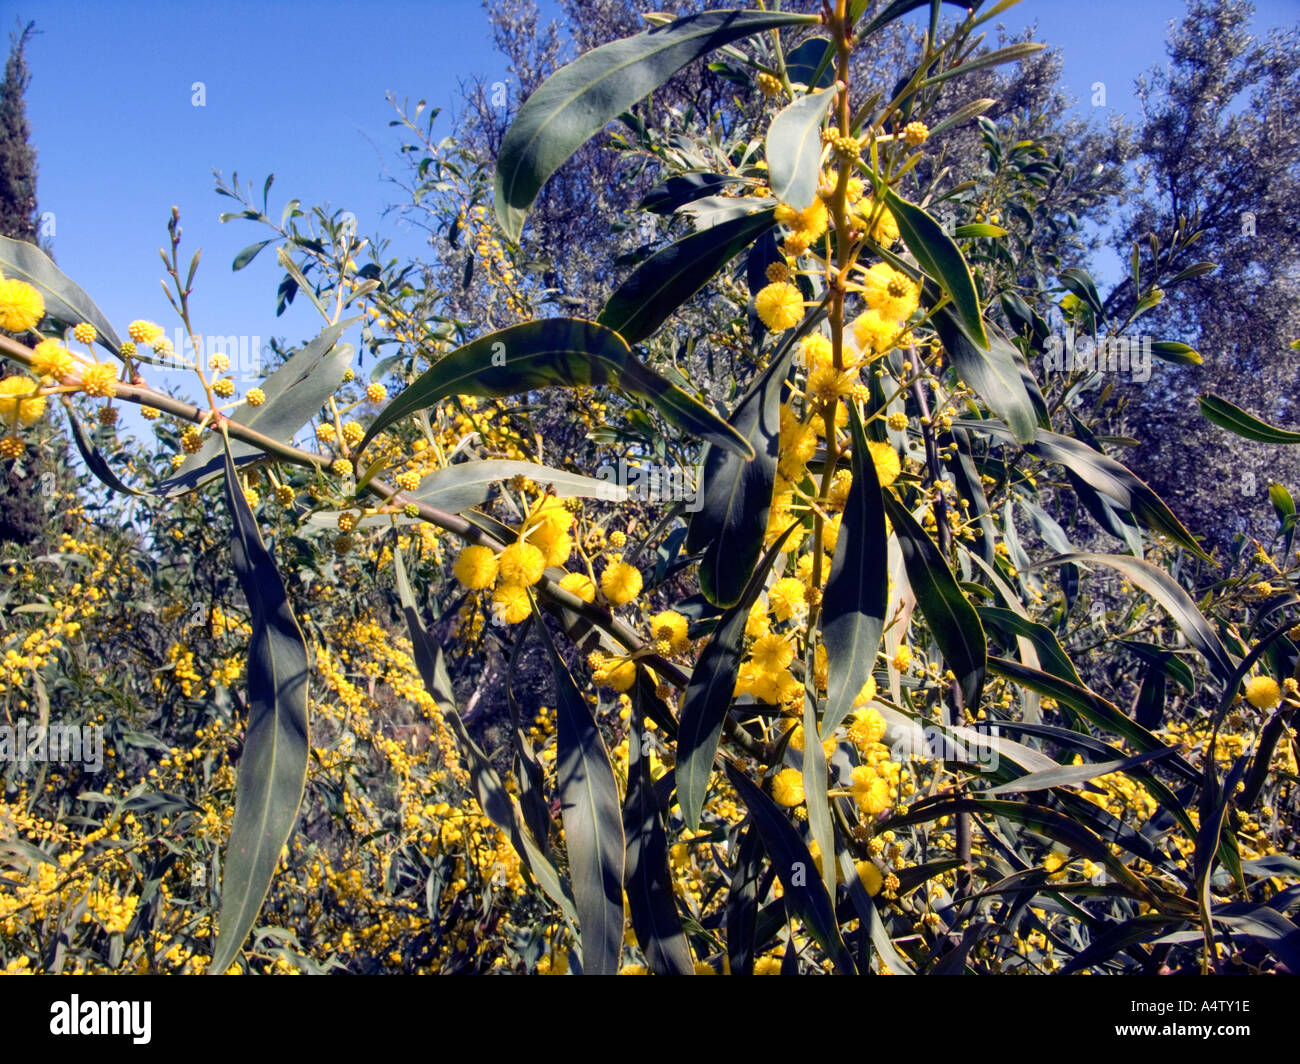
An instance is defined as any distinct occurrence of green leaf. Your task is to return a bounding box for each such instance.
[1059,267,1103,315]
[1149,340,1202,366]
[63,401,147,498]
[1036,553,1236,685]
[918,42,1046,90]
[493,8,817,241]
[820,403,888,735]
[639,172,746,214]
[1199,394,1300,444]
[967,419,1207,558]
[725,823,763,974]
[535,602,625,975]
[783,36,835,89]
[208,444,310,974]
[410,458,628,515]
[801,666,836,900]
[233,240,275,271]
[1269,482,1296,521]
[884,495,986,709]
[724,763,856,974]
[598,208,776,344]
[359,319,752,461]
[853,0,967,36]
[953,223,1009,239]
[884,189,988,349]
[623,683,693,974]
[677,526,797,831]
[935,313,1038,444]
[158,317,360,496]
[0,234,122,356]
[687,346,793,608]
[392,550,576,923]
[766,87,835,210]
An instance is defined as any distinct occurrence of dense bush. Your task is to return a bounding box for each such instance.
[1,1,1297,975]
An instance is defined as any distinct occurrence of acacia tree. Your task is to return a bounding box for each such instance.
[2,0,1298,977]
[1112,0,1300,555]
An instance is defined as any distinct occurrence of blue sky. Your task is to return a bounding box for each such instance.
[11,0,1299,399]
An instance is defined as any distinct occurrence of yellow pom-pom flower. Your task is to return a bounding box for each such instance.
[558,571,597,603]
[755,282,804,332]
[78,362,118,398]
[73,322,97,344]
[127,320,163,344]
[31,339,75,380]
[861,263,921,323]
[245,387,266,406]
[490,583,532,625]
[767,576,808,623]
[498,541,546,587]
[0,375,46,425]
[867,440,901,488]
[649,610,690,655]
[453,545,498,590]
[1245,675,1282,710]
[0,278,45,332]
[601,560,643,605]
[770,768,805,807]
[855,860,884,896]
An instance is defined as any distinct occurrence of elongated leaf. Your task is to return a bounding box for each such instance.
[639,172,746,214]
[884,495,986,709]
[1150,340,1202,366]
[983,748,1174,796]
[494,9,817,240]
[687,346,792,607]
[63,401,147,498]
[766,87,835,210]
[784,36,835,89]
[159,317,359,496]
[977,607,1082,688]
[1040,553,1236,684]
[935,312,1037,443]
[967,419,1206,557]
[393,550,576,921]
[724,763,856,973]
[677,526,796,831]
[821,403,888,735]
[208,445,309,974]
[624,683,693,974]
[801,647,836,900]
[536,604,625,975]
[359,319,751,460]
[885,189,988,348]
[233,240,275,271]
[599,208,776,344]
[411,458,628,515]
[0,234,122,355]
[853,0,968,35]
[1059,267,1103,315]
[726,822,763,975]
[1199,394,1300,444]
